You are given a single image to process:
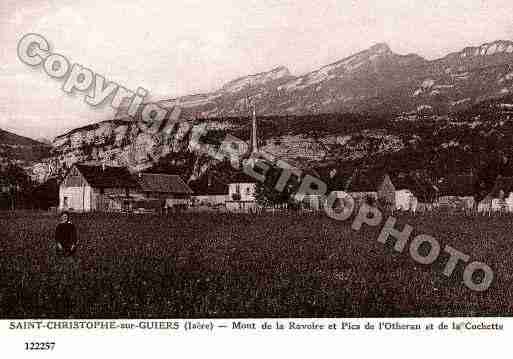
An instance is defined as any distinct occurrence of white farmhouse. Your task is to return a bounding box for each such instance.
[395,189,415,211]
[59,164,139,212]
[486,176,513,213]
[228,182,256,202]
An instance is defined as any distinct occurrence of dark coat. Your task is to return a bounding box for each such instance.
[54,222,78,256]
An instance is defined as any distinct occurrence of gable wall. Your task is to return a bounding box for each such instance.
[62,166,88,187]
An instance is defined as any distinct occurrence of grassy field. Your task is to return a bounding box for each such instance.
[0,210,511,318]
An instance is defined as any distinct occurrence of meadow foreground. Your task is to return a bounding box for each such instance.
[0,211,511,318]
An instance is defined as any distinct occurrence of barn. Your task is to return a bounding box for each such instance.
[314,168,398,209]
[135,173,193,210]
[59,164,193,212]
[59,164,139,212]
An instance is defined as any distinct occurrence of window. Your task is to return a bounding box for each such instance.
[63,197,68,207]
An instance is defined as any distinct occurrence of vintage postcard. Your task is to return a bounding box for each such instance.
[1,0,512,357]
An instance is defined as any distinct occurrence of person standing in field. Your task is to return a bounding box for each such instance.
[54,211,78,257]
[50,211,80,315]
[50,212,78,293]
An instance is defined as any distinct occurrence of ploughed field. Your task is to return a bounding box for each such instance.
[0,211,511,318]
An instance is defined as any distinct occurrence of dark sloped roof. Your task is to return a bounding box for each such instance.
[133,198,166,209]
[393,173,439,200]
[439,174,476,196]
[314,168,393,193]
[315,169,354,192]
[348,173,394,192]
[189,175,229,195]
[138,173,193,194]
[75,164,139,189]
[490,176,513,197]
[229,170,259,183]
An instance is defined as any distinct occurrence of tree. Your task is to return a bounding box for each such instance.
[254,161,301,207]
[32,178,59,210]
[0,163,34,210]
[473,152,512,202]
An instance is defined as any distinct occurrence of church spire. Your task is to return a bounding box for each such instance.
[246,92,258,154]
[251,102,258,154]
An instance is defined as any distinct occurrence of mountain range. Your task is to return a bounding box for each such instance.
[4,39,513,188]
[112,40,513,119]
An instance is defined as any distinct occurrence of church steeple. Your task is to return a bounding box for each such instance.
[245,92,258,155]
[251,102,258,154]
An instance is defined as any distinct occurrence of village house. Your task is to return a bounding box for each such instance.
[59,164,139,212]
[483,176,513,213]
[301,194,323,211]
[228,181,256,202]
[226,171,258,212]
[308,168,398,211]
[347,173,396,208]
[437,173,513,213]
[392,173,439,213]
[134,173,193,211]
[0,180,14,194]
[395,189,416,211]
[59,164,192,212]
[438,174,477,212]
[189,174,229,206]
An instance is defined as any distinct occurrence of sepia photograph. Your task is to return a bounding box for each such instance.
[1,0,513,330]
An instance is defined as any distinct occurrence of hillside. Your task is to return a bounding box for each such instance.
[27,92,513,193]
[0,128,51,169]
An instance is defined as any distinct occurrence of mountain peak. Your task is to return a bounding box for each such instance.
[369,42,392,54]
[220,66,292,93]
[270,65,292,76]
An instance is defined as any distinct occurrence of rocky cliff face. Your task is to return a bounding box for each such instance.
[32,117,200,182]
[30,112,410,184]
[29,93,513,187]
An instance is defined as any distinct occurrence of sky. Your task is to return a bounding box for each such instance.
[1,0,513,140]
